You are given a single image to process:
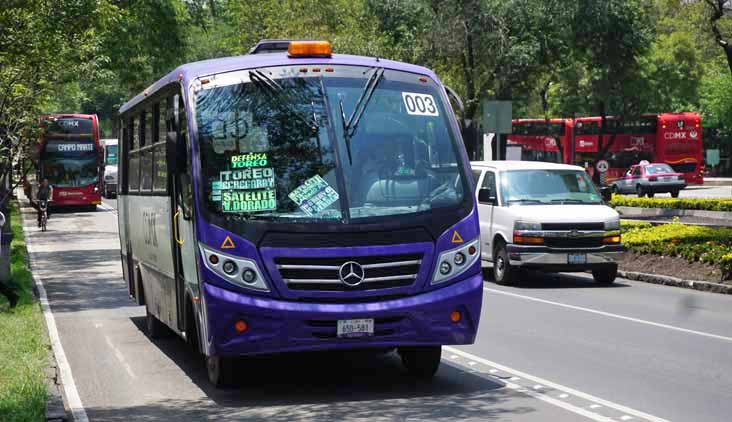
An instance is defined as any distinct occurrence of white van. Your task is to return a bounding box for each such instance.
[101,138,118,198]
[471,161,625,285]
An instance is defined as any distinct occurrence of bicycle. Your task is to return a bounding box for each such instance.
[39,200,48,232]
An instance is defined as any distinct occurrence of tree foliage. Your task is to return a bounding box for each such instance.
[1,0,732,174]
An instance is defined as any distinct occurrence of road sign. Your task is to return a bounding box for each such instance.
[596,160,609,173]
[481,100,512,134]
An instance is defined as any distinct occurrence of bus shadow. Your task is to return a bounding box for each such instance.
[128,317,534,421]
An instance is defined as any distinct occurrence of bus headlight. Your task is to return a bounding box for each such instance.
[199,243,269,292]
[432,238,480,285]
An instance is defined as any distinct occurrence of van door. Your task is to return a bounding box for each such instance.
[476,169,498,263]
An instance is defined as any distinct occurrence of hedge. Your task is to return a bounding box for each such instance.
[620,220,732,280]
[610,195,732,212]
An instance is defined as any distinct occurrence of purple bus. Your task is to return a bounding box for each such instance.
[117,40,483,387]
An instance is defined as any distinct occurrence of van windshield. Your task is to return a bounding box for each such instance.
[194,65,467,223]
[500,169,601,205]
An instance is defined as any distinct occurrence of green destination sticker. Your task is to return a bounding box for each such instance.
[231,152,268,168]
[211,152,277,213]
[288,175,339,216]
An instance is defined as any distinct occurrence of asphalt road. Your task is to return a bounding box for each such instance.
[22,199,732,421]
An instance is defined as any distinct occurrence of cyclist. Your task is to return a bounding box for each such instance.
[36,179,52,227]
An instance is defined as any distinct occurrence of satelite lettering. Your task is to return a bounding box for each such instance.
[222,190,276,212]
[59,120,80,127]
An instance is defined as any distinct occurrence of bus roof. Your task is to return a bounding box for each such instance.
[119,52,442,114]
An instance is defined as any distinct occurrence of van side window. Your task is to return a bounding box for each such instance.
[481,171,497,196]
[632,166,641,177]
[471,169,482,190]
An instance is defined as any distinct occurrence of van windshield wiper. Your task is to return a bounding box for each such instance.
[338,67,385,163]
[506,199,543,205]
[550,199,593,204]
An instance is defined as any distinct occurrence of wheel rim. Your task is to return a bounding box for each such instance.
[495,255,505,280]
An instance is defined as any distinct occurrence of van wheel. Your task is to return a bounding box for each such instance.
[207,355,236,388]
[647,192,655,198]
[592,265,618,285]
[671,190,680,198]
[399,346,441,379]
[493,242,517,285]
[611,185,619,195]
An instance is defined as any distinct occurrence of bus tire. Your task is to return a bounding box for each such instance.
[671,189,680,198]
[206,355,236,388]
[145,305,165,339]
[399,346,441,379]
[493,241,517,286]
[185,298,201,355]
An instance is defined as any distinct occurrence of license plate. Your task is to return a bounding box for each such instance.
[661,176,671,182]
[567,253,587,265]
[337,319,374,338]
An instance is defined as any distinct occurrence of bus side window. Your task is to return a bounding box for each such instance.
[153,102,168,193]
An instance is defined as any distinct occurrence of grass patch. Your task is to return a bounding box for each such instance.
[0,203,48,421]
[621,219,732,280]
[611,195,732,211]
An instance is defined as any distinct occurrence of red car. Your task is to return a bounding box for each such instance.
[610,162,686,198]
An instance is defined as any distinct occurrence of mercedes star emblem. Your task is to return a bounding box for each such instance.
[339,261,365,286]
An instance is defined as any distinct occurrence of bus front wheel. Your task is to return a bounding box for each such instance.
[399,346,441,379]
[206,355,236,388]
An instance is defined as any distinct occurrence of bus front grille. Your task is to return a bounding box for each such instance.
[275,253,422,291]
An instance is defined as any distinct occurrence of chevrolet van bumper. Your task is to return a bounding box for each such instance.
[506,244,626,271]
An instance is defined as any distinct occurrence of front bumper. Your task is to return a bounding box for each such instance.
[203,272,484,357]
[104,182,117,193]
[507,244,625,271]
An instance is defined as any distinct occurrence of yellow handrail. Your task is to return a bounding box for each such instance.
[173,210,184,245]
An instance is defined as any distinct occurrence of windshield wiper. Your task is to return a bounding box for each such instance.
[506,199,543,205]
[550,199,591,204]
[338,67,385,164]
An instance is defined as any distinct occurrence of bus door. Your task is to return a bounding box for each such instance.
[168,94,198,331]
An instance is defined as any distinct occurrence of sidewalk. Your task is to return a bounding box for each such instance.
[702,177,732,186]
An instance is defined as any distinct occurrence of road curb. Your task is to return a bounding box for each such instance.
[618,270,732,295]
[615,206,732,222]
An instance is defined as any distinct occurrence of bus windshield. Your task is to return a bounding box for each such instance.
[105,145,118,165]
[195,66,466,222]
[42,139,99,187]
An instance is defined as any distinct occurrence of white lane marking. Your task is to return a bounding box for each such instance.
[445,346,670,422]
[559,393,569,399]
[445,360,618,422]
[25,216,90,422]
[489,369,498,373]
[533,384,543,390]
[590,404,603,409]
[485,287,732,343]
[104,335,137,379]
[621,416,634,421]
[468,361,476,366]
[510,376,520,381]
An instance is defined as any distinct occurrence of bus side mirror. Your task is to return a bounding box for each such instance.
[478,188,497,205]
[600,186,612,203]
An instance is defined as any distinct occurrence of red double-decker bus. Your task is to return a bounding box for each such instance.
[571,113,703,185]
[507,119,572,163]
[655,112,704,184]
[38,114,103,209]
